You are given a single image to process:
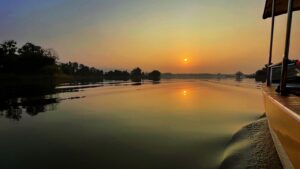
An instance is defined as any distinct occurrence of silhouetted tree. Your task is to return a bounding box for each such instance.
[0,41,58,75]
[0,40,18,73]
[17,43,57,74]
[59,62,103,79]
[235,71,244,78]
[148,70,161,81]
[255,68,267,82]
[104,70,130,81]
[0,40,161,84]
[131,67,142,82]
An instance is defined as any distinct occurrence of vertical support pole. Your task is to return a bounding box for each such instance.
[270,67,273,83]
[267,0,276,86]
[280,0,294,95]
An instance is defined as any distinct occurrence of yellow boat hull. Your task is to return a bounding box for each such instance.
[263,87,300,169]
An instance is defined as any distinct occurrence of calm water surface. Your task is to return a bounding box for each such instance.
[0,79,263,169]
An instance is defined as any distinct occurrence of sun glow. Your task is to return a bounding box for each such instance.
[184,58,188,63]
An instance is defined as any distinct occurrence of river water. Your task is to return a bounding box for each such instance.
[0,79,264,169]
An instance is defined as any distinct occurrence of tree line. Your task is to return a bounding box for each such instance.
[59,62,103,79]
[0,40,161,82]
[0,40,57,75]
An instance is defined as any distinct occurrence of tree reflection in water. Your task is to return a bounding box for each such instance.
[0,80,159,121]
[0,83,59,121]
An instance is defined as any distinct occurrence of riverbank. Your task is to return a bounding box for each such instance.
[0,74,103,86]
[220,115,283,169]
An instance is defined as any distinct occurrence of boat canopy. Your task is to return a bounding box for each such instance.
[263,0,300,19]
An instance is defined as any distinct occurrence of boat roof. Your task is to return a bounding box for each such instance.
[263,0,300,19]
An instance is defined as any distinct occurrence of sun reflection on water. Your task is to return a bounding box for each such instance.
[183,90,188,96]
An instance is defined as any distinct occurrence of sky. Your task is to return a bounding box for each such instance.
[1,0,300,73]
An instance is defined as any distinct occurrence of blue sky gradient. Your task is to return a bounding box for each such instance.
[0,0,299,73]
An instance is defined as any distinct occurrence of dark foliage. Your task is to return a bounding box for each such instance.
[148,70,161,81]
[0,40,161,83]
[131,67,142,82]
[235,71,244,78]
[59,62,103,78]
[0,40,58,75]
[104,70,130,81]
[255,68,267,82]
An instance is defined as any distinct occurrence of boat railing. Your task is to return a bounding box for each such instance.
[265,0,295,95]
[268,62,296,86]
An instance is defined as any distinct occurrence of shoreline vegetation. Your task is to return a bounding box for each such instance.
[0,40,161,85]
[0,40,267,85]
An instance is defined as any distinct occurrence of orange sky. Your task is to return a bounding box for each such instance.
[1,0,300,73]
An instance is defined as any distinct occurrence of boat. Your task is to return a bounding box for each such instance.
[263,0,300,168]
